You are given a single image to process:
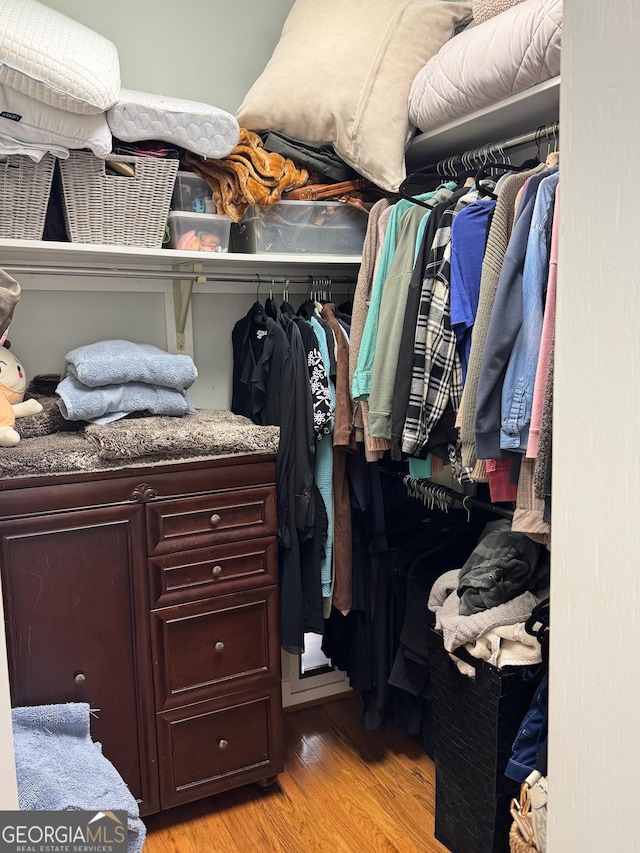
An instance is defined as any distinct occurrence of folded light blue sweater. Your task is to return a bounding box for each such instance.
[12,703,145,853]
[57,374,195,423]
[63,340,197,391]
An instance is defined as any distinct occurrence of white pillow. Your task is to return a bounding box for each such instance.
[107,89,240,159]
[408,0,561,133]
[235,0,472,192]
[0,0,120,115]
[0,84,112,157]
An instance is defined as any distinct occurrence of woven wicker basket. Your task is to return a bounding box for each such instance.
[509,822,537,853]
[59,151,179,248]
[0,153,55,239]
[427,629,540,853]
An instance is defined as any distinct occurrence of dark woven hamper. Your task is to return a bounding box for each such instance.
[427,629,540,853]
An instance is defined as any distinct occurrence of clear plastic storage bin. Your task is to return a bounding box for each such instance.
[231,200,369,254]
[167,211,231,252]
[171,171,216,213]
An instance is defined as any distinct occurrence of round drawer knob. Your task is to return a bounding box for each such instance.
[210,513,221,525]
[215,641,225,653]
[219,739,229,750]
[211,565,223,577]
[74,672,86,684]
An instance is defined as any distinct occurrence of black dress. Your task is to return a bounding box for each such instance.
[231,302,317,654]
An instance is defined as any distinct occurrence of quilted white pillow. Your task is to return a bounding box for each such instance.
[236,0,472,192]
[0,0,120,115]
[0,84,112,157]
[108,89,240,159]
[408,0,562,133]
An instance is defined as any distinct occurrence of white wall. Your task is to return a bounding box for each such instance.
[549,1,638,850]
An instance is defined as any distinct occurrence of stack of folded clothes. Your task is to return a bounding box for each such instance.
[56,339,197,424]
[0,0,241,163]
[428,520,550,675]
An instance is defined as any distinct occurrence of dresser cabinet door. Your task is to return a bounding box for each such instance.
[0,505,159,815]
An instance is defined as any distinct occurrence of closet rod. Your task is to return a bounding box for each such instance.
[429,120,559,171]
[481,120,559,157]
[0,265,356,286]
[379,467,514,520]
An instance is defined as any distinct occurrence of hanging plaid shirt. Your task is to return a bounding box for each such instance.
[402,189,481,458]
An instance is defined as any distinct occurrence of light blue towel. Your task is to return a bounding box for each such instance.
[57,374,195,423]
[63,340,197,391]
[12,703,146,853]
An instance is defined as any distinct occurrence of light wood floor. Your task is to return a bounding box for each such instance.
[143,693,449,853]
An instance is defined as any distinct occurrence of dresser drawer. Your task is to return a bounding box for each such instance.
[146,486,277,555]
[149,536,278,607]
[151,586,280,709]
[156,683,284,809]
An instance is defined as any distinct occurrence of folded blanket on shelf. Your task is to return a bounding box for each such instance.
[12,703,145,853]
[85,408,280,460]
[57,374,195,423]
[62,340,197,391]
[183,127,309,222]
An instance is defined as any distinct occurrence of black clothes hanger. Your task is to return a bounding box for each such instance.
[398,163,493,208]
[397,171,444,208]
[338,277,356,315]
[474,157,541,200]
[250,275,268,325]
[280,279,296,318]
[298,276,321,318]
[264,280,280,321]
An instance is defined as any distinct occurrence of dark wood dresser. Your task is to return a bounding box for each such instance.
[0,452,284,816]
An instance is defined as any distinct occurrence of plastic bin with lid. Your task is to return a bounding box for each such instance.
[171,171,216,213]
[231,200,369,254]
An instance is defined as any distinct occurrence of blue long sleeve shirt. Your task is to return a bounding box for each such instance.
[450,198,496,381]
[500,172,559,452]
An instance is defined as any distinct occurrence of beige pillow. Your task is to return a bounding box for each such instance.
[473,0,527,24]
[235,0,472,192]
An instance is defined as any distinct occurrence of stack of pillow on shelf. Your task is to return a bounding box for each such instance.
[408,0,562,135]
[0,0,240,175]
